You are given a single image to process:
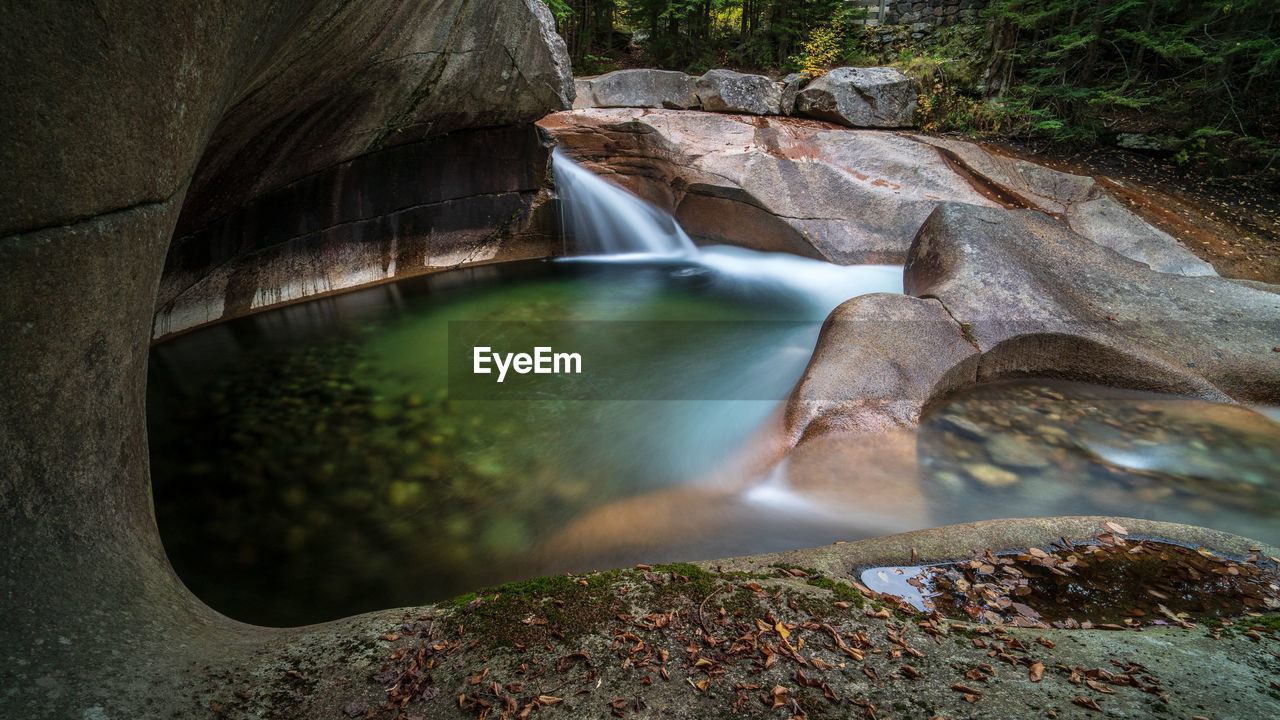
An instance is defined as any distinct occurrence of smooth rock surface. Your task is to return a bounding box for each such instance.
[695,69,782,115]
[795,67,919,127]
[784,293,980,442]
[155,125,559,339]
[576,68,700,109]
[542,109,1212,269]
[905,202,1280,403]
[1,1,571,717]
[916,135,1217,276]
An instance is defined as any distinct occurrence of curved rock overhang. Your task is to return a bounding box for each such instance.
[0,1,571,716]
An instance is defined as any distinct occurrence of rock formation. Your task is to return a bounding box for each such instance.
[794,67,920,128]
[573,68,700,109]
[541,108,1217,272]
[0,1,570,716]
[695,69,783,115]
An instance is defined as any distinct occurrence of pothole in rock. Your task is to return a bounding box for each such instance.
[860,525,1280,629]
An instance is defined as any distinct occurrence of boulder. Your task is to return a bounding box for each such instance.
[695,69,782,115]
[784,293,980,442]
[905,202,1280,403]
[779,72,813,115]
[573,77,596,109]
[795,67,919,128]
[577,68,700,109]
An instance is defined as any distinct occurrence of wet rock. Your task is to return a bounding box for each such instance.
[543,110,1010,262]
[905,203,1280,403]
[785,293,980,441]
[937,413,988,439]
[695,69,781,115]
[967,463,1020,487]
[155,126,560,338]
[795,67,919,128]
[544,110,1206,269]
[987,434,1051,468]
[576,69,700,109]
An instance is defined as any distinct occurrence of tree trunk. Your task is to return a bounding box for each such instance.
[1131,0,1157,73]
[984,7,1019,100]
[1080,0,1108,84]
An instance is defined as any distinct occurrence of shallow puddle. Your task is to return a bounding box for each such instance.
[860,529,1280,627]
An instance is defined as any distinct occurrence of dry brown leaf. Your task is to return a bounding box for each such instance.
[1085,679,1115,695]
[1029,662,1045,682]
[1072,696,1102,712]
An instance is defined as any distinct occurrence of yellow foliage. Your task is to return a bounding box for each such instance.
[792,11,849,78]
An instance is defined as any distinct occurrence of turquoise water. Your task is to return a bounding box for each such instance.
[148,251,902,625]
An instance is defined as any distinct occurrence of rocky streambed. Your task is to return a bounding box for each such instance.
[136,106,1280,719]
[6,2,1279,707]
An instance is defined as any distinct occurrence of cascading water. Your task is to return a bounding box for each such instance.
[553,148,697,257]
[551,148,902,320]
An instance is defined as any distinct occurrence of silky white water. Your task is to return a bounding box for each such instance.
[552,147,902,321]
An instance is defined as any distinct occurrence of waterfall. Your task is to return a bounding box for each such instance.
[552,148,903,322]
[552,149,697,257]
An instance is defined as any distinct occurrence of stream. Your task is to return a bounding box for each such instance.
[147,153,1280,626]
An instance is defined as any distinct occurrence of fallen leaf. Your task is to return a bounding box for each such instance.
[377,634,400,642]
[1085,679,1115,694]
[1072,696,1102,712]
[1101,521,1128,536]
[1029,662,1045,682]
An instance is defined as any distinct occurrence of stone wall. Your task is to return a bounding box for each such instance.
[883,0,988,27]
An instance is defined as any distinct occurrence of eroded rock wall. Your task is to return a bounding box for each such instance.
[0,2,570,717]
